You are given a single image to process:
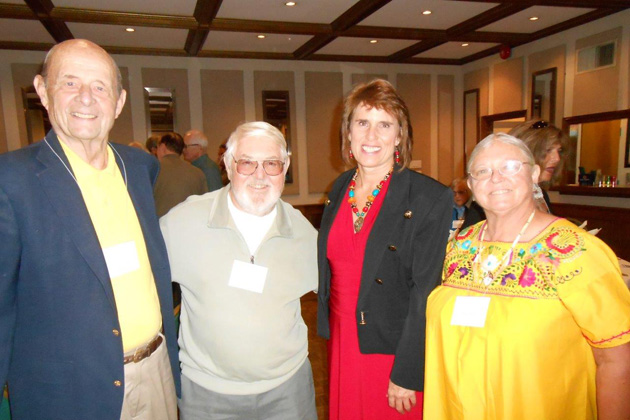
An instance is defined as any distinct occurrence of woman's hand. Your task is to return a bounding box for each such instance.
[387,379,417,414]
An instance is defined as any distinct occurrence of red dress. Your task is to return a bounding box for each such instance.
[327,178,423,420]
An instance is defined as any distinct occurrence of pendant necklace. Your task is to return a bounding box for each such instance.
[473,209,536,286]
[347,167,392,234]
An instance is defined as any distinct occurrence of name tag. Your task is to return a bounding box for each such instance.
[102,241,140,279]
[452,219,464,230]
[228,259,268,294]
[450,296,490,328]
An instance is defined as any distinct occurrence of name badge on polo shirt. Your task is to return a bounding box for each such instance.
[452,219,464,230]
[102,241,140,279]
[450,296,490,328]
[228,259,268,294]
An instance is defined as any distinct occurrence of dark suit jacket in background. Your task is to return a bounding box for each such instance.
[460,200,486,231]
[154,154,208,217]
[317,167,452,391]
[0,131,180,420]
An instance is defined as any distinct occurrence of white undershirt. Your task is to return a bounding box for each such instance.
[227,193,276,255]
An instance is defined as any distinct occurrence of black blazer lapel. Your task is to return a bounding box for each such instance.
[358,169,411,306]
[35,131,117,310]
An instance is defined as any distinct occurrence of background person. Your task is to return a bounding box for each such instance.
[0,39,179,420]
[449,177,485,236]
[424,133,630,420]
[183,129,223,192]
[146,133,160,157]
[161,121,318,420]
[508,120,568,213]
[317,79,452,419]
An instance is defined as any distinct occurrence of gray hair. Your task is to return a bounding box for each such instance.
[224,121,288,164]
[184,129,209,150]
[40,39,123,97]
[467,133,535,175]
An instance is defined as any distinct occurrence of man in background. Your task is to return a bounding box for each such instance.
[0,39,178,420]
[153,132,207,217]
[183,129,223,192]
[160,121,318,419]
[450,176,485,236]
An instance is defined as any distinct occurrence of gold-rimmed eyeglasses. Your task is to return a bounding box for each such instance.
[469,160,531,181]
[233,157,285,176]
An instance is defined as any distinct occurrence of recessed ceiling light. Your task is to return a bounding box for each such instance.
[285,1,296,6]
[462,43,469,47]
[257,34,266,39]
[125,27,135,32]
[370,39,378,44]
[422,10,432,15]
[529,16,539,21]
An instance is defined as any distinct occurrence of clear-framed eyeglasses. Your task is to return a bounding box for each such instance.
[468,160,531,181]
[233,157,285,176]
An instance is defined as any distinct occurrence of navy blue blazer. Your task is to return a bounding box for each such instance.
[0,131,180,420]
[317,167,452,391]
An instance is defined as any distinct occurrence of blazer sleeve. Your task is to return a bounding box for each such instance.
[0,186,20,388]
[390,186,453,390]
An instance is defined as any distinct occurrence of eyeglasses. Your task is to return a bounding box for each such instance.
[184,144,201,149]
[530,120,549,129]
[233,157,285,176]
[469,160,531,181]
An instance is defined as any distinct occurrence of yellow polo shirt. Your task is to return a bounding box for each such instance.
[61,141,161,352]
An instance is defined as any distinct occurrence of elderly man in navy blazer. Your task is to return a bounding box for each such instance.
[0,39,179,420]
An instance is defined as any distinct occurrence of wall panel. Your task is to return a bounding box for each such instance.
[438,75,454,184]
[493,57,523,114]
[397,73,431,174]
[464,68,489,117]
[528,45,566,126]
[109,67,134,145]
[11,63,40,148]
[142,68,191,136]
[351,73,387,88]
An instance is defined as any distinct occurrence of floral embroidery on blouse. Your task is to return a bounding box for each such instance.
[443,221,587,299]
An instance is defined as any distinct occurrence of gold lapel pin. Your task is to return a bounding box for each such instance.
[404,210,412,219]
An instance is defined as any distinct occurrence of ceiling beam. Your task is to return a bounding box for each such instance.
[293,34,336,59]
[210,18,330,36]
[185,29,209,56]
[24,0,73,43]
[456,0,630,8]
[0,3,37,19]
[194,0,223,24]
[387,39,446,62]
[51,8,197,29]
[185,0,223,56]
[446,3,529,37]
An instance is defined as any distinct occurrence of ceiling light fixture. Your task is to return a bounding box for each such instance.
[125,27,135,32]
[370,39,378,44]
[529,16,539,21]
[285,1,296,5]
[462,43,469,47]
[422,10,432,15]
[257,34,266,39]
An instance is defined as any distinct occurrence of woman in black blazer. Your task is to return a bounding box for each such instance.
[317,79,452,419]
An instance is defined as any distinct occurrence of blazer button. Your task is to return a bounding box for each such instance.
[404,210,413,219]
[114,380,122,387]
[388,245,397,251]
[324,199,331,206]
[375,278,383,285]
[112,329,120,336]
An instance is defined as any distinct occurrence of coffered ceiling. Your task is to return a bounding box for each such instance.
[0,0,628,65]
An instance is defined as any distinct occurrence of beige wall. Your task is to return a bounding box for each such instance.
[528,45,566,126]
[397,73,431,173]
[464,68,489,117]
[200,69,245,159]
[109,67,133,145]
[305,71,344,194]
[351,73,387,87]
[11,63,40,148]
[438,75,455,183]
[254,71,299,195]
[493,57,523,114]
[573,27,622,116]
[142,68,191,136]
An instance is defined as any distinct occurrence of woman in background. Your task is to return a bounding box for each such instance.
[424,133,630,420]
[317,79,452,419]
[508,120,568,212]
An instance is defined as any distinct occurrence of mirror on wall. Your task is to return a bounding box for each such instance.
[22,86,50,144]
[262,90,293,184]
[463,89,480,172]
[480,110,527,139]
[144,87,175,137]
[531,68,557,124]
[563,110,630,186]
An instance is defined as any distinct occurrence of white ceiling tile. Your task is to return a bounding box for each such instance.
[361,0,499,29]
[480,6,594,33]
[203,32,312,53]
[415,41,499,59]
[67,23,188,50]
[0,18,55,43]
[54,0,197,16]
[317,37,418,56]
[217,0,360,23]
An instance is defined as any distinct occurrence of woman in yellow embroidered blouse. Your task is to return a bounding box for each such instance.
[424,133,630,420]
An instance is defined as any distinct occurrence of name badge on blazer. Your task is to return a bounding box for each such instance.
[228,259,268,294]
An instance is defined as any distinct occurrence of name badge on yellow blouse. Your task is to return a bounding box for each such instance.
[450,296,490,328]
[228,260,268,293]
[102,241,140,279]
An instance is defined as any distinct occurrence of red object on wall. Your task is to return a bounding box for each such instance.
[499,45,511,60]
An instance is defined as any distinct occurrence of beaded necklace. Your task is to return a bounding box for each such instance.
[473,209,536,286]
[347,167,392,233]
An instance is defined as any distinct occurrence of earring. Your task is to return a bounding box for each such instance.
[349,148,354,160]
[394,146,400,165]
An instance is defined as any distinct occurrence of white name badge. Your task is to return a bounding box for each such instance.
[450,296,490,328]
[452,219,464,230]
[102,241,140,279]
[228,259,268,294]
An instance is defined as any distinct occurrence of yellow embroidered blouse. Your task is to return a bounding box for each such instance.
[424,218,630,420]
